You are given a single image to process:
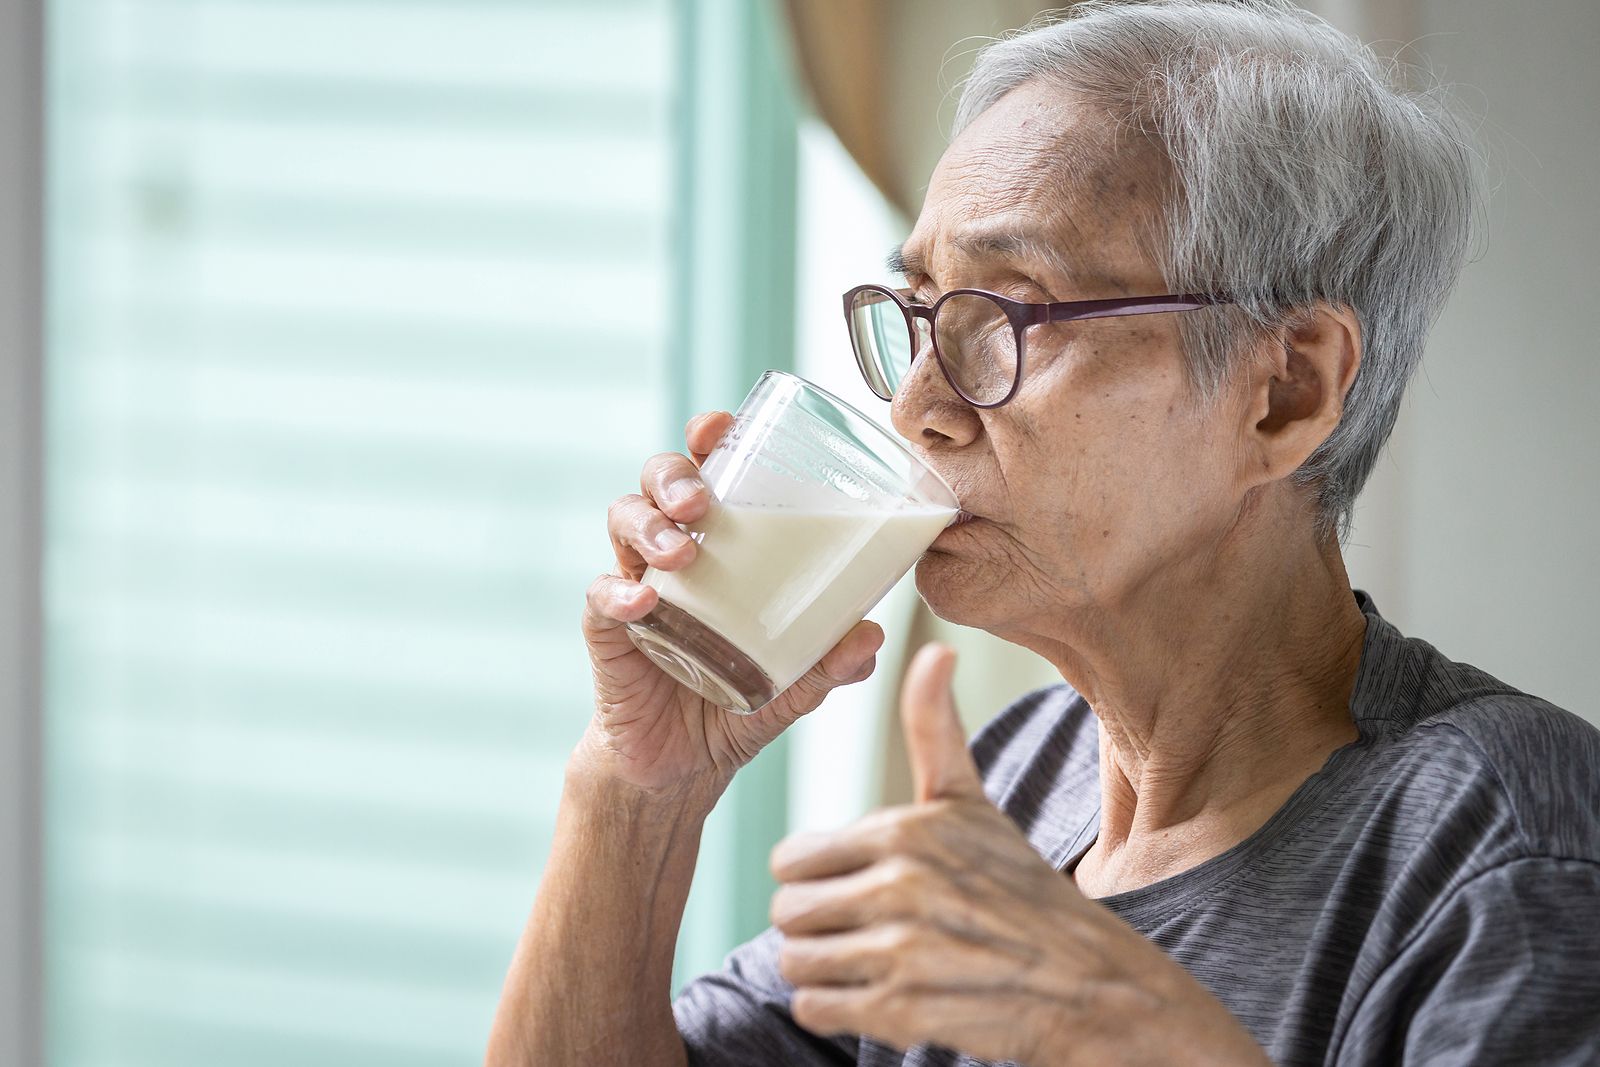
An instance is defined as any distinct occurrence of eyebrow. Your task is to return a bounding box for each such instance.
[888,227,1124,295]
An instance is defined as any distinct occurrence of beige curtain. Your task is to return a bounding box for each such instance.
[783,0,1060,220]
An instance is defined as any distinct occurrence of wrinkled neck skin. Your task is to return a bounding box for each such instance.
[998,489,1369,897]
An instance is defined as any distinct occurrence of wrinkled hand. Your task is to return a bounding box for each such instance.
[580,410,885,797]
[768,645,1270,1066]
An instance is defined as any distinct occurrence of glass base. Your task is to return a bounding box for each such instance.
[624,596,778,715]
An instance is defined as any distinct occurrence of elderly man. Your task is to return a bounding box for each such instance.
[489,0,1600,1064]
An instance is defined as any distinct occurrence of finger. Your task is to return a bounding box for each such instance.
[900,643,984,802]
[790,985,892,1042]
[607,494,697,579]
[581,573,658,639]
[685,410,734,466]
[762,619,884,720]
[640,451,711,523]
[770,802,915,884]
[770,858,929,936]
[777,924,914,988]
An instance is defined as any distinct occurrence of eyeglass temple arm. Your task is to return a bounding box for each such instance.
[1040,293,1227,323]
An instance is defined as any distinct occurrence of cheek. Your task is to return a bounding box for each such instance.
[1094,410,1238,555]
[1029,372,1232,550]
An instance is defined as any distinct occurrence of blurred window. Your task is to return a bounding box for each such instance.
[38,1,776,1062]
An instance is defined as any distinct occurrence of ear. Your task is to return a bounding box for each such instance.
[1239,303,1362,487]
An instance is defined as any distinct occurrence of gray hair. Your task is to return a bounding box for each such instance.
[953,0,1483,539]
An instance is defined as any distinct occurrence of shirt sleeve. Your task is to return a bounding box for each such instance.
[1336,856,1600,1066]
[673,925,858,1066]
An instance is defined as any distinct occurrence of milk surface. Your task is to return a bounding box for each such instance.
[644,499,956,689]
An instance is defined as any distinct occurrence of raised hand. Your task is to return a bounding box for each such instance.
[768,644,1270,1066]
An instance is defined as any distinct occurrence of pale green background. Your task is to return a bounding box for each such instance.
[42,0,796,1062]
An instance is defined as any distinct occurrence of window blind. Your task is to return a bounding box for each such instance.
[44,1,678,1062]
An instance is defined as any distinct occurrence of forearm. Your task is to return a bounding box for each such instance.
[486,745,725,1066]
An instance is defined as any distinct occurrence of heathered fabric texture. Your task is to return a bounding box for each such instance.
[673,593,1600,1065]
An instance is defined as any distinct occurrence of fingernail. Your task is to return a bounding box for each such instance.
[656,527,690,552]
[665,478,702,506]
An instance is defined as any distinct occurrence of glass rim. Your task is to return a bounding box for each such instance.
[750,370,958,508]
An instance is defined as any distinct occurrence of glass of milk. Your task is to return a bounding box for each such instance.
[626,371,959,714]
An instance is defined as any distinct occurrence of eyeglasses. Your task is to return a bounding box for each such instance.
[842,284,1231,408]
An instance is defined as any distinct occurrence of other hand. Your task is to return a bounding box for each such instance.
[769,644,1270,1066]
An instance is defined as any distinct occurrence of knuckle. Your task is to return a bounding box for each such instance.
[779,667,829,710]
[873,856,929,914]
[904,804,949,845]
[790,989,820,1029]
[584,573,614,605]
[872,929,918,989]
[854,806,907,849]
[769,886,797,929]
[879,920,919,957]
[863,869,906,918]
[581,575,619,627]
[606,493,645,528]
[776,940,799,976]
[882,853,926,889]
[641,451,682,480]
[926,797,965,823]
[879,814,924,856]
[814,652,854,686]
[862,982,895,1020]
[629,503,664,538]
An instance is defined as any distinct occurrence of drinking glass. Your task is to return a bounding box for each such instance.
[626,371,959,713]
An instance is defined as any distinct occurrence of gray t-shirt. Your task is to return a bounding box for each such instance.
[673,593,1600,1065]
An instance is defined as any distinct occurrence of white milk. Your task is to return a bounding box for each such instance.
[644,499,957,688]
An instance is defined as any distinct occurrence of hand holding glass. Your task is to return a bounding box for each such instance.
[626,371,958,713]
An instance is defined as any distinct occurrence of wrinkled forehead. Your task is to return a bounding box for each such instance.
[901,82,1166,291]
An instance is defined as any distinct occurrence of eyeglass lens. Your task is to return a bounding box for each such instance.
[846,289,913,399]
[935,293,1016,404]
[847,288,1018,406]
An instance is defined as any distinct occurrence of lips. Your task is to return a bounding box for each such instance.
[945,509,980,528]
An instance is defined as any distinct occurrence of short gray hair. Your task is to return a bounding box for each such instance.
[953,0,1483,538]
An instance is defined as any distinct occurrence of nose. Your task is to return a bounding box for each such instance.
[890,323,983,448]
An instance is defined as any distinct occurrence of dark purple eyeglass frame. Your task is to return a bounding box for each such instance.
[842,284,1232,409]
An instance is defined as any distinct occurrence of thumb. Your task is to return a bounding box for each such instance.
[900,642,984,803]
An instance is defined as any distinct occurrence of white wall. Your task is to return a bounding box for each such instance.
[1342,0,1600,724]
[0,0,45,1061]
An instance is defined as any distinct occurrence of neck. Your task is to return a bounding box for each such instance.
[1003,498,1368,893]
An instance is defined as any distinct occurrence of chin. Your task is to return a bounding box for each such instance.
[912,552,1007,628]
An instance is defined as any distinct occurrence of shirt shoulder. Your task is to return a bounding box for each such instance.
[1354,612,1600,863]
[1334,854,1600,1066]
[968,681,1100,868]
